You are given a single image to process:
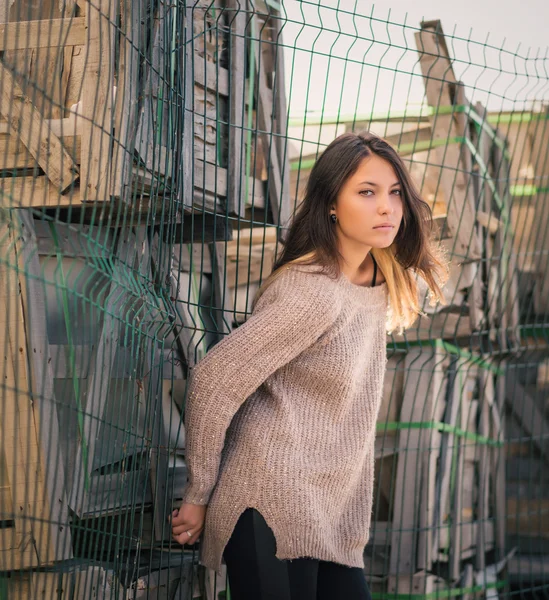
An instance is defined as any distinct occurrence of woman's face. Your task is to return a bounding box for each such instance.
[332,154,404,248]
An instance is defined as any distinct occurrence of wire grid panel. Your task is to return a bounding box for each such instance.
[0,0,548,598]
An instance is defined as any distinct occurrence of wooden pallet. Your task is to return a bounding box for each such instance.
[368,345,506,594]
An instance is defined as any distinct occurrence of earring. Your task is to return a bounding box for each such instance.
[330,213,337,224]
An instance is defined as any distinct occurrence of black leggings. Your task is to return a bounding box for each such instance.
[223,507,372,600]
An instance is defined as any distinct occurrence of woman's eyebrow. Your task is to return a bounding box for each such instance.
[358,181,401,187]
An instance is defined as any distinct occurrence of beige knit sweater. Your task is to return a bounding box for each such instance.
[180,263,389,574]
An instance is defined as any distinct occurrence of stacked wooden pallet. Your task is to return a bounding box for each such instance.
[0,0,287,597]
[366,345,508,596]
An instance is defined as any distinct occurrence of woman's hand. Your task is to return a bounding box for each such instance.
[170,503,207,546]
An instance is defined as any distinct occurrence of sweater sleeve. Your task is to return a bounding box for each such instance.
[180,266,340,505]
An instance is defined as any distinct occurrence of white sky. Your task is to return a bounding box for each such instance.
[281,0,549,118]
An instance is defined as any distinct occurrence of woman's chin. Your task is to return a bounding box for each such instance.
[369,239,395,249]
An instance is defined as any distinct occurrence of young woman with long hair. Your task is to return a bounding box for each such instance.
[171,132,449,599]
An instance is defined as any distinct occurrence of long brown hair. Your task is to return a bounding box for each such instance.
[254,131,449,333]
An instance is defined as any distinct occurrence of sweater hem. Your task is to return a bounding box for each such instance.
[198,501,369,576]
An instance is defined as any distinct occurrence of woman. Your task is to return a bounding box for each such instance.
[171,132,448,599]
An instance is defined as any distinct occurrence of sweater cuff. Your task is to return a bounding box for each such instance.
[180,481,211,506]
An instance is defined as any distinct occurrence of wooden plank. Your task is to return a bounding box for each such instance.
[0,17,86,51]
[194,61,229,96]
[475,370,493,571]
[492,365,506,562]
[0,133,79,170]
[505,369,549,460]
[226,0,247,217]
[492,135,518,349]
[0,215,73,568]
[80,0,116,202]
[182,1,195,211]
[455,83,483,331]
[271,7,292,229]
[384,125,434,155]
[69,233,135,515]
[15,211,73,560]
[388,345,444,593]
[449,364,477,580]
[0,63,79,192]
[417,352,446,571]
[529,105,549,314]
[0,215,40,570]
[414,22,481,260]
[431,358,461,557]
[0,175,79,208]
[251,14,291,229]
[439,521,494,554]
[210,241,236,337]
[111,0,143,199]
[0,115,80,137]
[6,571,71,599]
[2,0,71,121]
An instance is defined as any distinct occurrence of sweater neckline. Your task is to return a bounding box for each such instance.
[290,264,388,307]
[336,271,388,307]
[338,270,387,291]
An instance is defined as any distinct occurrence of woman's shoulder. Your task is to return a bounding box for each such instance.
[256,263,342,315]
[275,263,341,296]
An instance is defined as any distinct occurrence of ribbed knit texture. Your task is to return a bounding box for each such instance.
[181,263,389,574]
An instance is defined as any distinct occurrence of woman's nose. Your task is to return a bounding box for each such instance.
[378,194,394,214]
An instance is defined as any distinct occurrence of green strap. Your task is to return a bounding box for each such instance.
[511,184,549,196]
[288,104,549,126]
[377,420,504,447]
[388,339,505,376]
[435,340,504,376]
[371,579,506,599]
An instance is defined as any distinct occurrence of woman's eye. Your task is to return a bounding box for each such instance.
[360,190,374,196]
[393,189,401,196]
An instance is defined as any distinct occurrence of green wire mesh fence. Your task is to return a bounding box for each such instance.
[0,0,548,597]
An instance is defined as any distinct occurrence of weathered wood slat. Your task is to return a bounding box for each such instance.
[431,357,461,558]
[271,7,292,230]
[0,17,86,51]
[111,0,143,199]
[415,21,481,260]
[0,133,79,170]
[0,175,79,207]
[505,369,549,461]
[455,83,483,331]
[226,0,247,217]
[475,369,493,571]
[0,217,40,570]
[15,211,73,561]
[80,0,116,201]
[211,240,236,337]
[251,14,291,228]
[0,63,79,192]
[0,115,80,137]
[493,366,506,562]
[0,213,74,568]
[182,1,195,211]
[388,346,445,593]
[449,365,476,579]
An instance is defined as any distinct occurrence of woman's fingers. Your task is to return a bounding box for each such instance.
[172,522,198,536]
[170,509,186,527]
[174,526,203,545]
[170,503,207,546]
